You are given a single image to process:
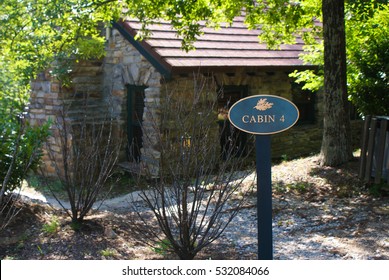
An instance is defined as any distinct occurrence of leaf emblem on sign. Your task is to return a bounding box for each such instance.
[253,98,274,111]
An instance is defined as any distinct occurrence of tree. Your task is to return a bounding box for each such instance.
[0,0,111,89]
[291,1,389,119]
[1,0,356,166]
[320,0,353,165]
[347,3,389,116]
[0,0,120,230]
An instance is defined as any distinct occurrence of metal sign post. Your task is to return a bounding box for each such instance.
[228,95,299,260]
[256,135,273,259]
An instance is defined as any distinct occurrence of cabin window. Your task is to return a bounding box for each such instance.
[291,83,316,125]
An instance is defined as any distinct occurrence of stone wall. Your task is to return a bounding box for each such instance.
[29,59,108,176]
[271,120,363,160]
[103,28,162,176]
[213,70,293,99]
[158,72,364,162]
[29,71,64,175]
[30,27,364,177]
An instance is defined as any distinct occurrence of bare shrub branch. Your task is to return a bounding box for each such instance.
[41,95,121,226]
[132,74,255,259]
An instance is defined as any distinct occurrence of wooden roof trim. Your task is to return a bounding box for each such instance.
[113,20,173,78]
[115,18,312,73]
[170,65,316,75]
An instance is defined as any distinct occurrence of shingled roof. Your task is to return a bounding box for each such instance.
[113,16,312,77]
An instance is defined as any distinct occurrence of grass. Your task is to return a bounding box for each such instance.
[368,180,389,197]
[273,181,312,194]
[100,248,117,257]
[25,170,146,202]
[152,239,172,256]
[42,217,60,235]
[25,175,65,199]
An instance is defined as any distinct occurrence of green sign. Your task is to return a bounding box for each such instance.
[228,95,299,135]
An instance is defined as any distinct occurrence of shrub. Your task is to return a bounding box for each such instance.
[41,97,121,227]
[0,117,50,193]
[132,75,255,260]
[0,90,50,230]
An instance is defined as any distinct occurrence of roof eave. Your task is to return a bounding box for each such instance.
[113,20,173,79]
[170,64,317,75]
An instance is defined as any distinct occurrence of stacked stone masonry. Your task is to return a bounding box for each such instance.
[29,28,363,177]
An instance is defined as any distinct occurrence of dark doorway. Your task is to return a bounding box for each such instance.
[217,86,248,160]
[127,85,146,162]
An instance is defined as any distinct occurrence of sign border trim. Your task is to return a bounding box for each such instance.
[228,94,300,135]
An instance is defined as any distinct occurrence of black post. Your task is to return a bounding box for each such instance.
[256,135,273,260]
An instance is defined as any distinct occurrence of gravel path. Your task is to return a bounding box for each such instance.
[219,195,389,260]
[15,154,389,260]
[18,185,389,260]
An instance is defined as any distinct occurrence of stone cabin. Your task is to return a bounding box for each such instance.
[29,16,362,177]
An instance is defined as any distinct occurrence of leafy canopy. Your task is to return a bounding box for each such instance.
[0,0,323,83]
[0,0,116,84]
[347,3,389,115]
[1,0,387,116]
[290,1,389,116]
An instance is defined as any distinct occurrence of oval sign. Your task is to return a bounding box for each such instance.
[228,95,299,135]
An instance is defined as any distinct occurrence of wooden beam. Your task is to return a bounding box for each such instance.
[365,118,377,182]
[359,115,372,179]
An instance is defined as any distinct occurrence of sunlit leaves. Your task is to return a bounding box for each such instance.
[346,3,389,115]
[0,0,119,84]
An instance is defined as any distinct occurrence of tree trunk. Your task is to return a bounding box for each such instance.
[320,0,353,166]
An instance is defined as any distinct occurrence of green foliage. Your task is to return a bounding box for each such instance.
[289,43,324,92]
[368,181,389,197]
[0,119,50,193]
[242,0,322,48]
[128,0,228,51]
[0,77,50,195]
[347,4,389,116]
[36,245,45,256]
[0,57,49,195]
[42,217,60,235]
[100,248,117,258]
[0,0,118,84]
[289,1,389,117]
[74,37,106,61]
[0,0,322,75]
[152,239,173,256]
[273,181,311,194]
[27,175,64,196]
[70,221,82,231]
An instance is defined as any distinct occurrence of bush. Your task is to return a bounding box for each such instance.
[132,75,255,260]
[0,88,50,190]
[0,117,50,193]
[0,90,50,230]
[41,97,121,226]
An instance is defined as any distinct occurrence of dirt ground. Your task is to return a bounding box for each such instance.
[1,154,388,260]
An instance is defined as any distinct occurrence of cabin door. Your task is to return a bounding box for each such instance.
[127,85,146,162]
[217,86,248,160]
